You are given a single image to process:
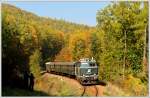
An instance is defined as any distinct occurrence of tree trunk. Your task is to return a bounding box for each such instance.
[123,30,127,80]
[143,23,148,73]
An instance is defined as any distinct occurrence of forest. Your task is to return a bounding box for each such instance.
[2,2,148,96]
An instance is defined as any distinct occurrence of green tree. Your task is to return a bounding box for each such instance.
[96,2,148,81]
[29,50,41,77]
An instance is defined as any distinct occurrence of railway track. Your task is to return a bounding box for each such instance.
[81,86,86,96]
[81,85,98,96]
[94,85,98,96]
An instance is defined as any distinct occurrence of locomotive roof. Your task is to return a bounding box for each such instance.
[46,62,76,66]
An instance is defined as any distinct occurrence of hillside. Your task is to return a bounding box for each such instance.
[2,4,94,34]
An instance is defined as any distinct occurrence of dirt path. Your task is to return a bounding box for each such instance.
[35,73,105,96]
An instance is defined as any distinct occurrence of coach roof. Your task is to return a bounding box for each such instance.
[45,62,75,66]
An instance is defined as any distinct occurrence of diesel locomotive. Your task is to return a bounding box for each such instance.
[45,58,98,85]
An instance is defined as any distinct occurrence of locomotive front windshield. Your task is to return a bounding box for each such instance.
[80,62,98,76]
[81,62,97,67]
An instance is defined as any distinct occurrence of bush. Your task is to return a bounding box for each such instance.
[29,50,41,77]
[120,74,148,96]
[104,83,128,96]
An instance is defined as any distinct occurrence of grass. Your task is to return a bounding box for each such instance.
[103,75,148,96]
[3,74,147,96]
[34,74,82,96]
[103,82,129,96]
[2,86,49,96]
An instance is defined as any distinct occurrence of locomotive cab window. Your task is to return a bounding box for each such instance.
[90,63,96,66]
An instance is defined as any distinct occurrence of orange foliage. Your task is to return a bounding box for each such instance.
[55,47,73,62]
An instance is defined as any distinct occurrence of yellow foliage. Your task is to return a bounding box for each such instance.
[121,74,148,96]
[5,15,16,25]
[68,32,92,60]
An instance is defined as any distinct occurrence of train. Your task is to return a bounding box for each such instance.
[45,58,98,85]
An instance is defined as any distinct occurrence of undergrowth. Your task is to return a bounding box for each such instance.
[103,74,148,96]
[2,86,49,96]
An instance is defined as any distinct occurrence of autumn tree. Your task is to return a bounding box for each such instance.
[96,2,148,81]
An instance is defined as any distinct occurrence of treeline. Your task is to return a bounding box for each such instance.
[2,2,148,95]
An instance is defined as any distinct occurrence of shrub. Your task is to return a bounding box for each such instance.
[29,49,41,77]
[103,82,128,96]
[121,74,148,96]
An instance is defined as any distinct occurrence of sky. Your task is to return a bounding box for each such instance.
[4,1,110,26]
